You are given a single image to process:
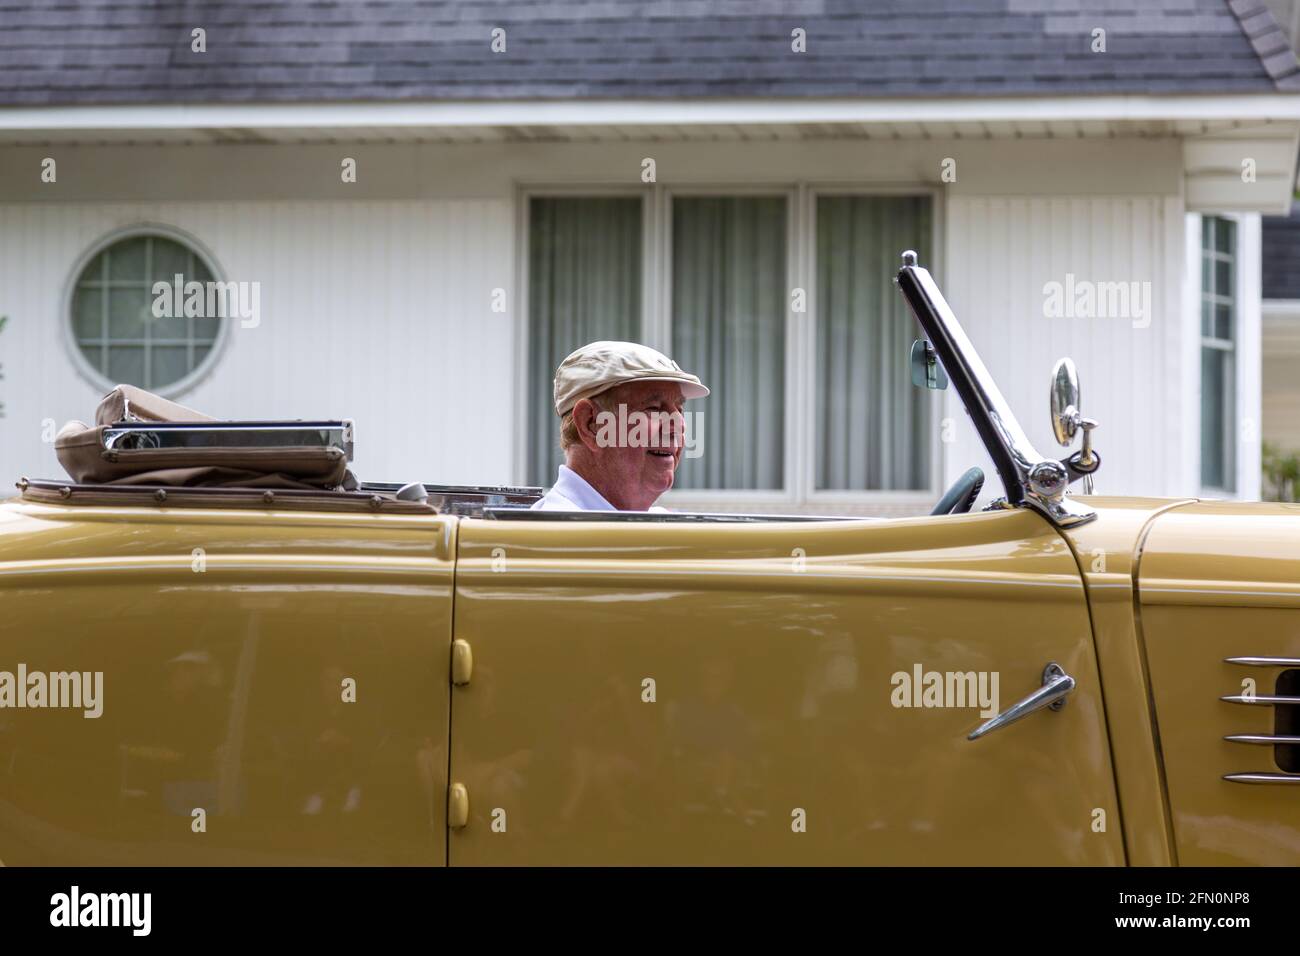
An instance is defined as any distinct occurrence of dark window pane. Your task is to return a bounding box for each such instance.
[107,346,145,386]
[191,254,213,284]
[150,238,191,285]
[1200,217,1236,492]
[527,197,643,486]
[1215,258,1232,297]
[152,301,187,340]
[108,287,149,339]
[815,194,933,491]
[1215,217,1236,254]
[1201,348,1224,488]
[671,196,787,491]
[72,286,102,341]
[1200,348,1234,491]
[1214,303,1233,341]
[151,347,189,388]
[108,237,147,281]
[193,315,220,343]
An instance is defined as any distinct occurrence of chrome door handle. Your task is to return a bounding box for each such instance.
[968,663,1075,741]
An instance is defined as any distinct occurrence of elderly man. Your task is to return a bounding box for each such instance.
[532,341,709,511]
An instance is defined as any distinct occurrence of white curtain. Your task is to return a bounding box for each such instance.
[671,196,787,490]
[816,196,933,491]
[527,197,642,486]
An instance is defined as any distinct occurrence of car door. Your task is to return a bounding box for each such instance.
[0,501,455,866]
[448,506,1123,864]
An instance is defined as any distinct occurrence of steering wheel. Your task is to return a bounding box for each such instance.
[930,466,984,516]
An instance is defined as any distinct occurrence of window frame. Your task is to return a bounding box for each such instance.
[60,223,231,399]
[804,185,944,508]
[515,182,943,513]
[1199,213,1238,495]
[657,183,797,503]
[513,185,651,489]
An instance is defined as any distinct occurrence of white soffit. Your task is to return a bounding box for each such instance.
[0,96,1297,211]
[1183,122,1300,215]
[0,116,1292,146]
[2,94,1300,131]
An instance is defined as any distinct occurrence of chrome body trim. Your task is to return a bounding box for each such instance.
[968,662,1076,741]
[1225,734,1300,745]
[1220,694,1300,706]
[1223,773,1300,785]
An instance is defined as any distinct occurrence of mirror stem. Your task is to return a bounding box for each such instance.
[1076,416,1099,470]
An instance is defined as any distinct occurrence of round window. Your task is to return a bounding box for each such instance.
[69,232,223,394]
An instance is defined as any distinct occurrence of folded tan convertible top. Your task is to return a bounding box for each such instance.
[37,386,545,514]
[55,385,351,489]
[94,384,214,427]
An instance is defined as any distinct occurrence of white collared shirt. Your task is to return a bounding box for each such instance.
[531,464,616,511]
[531,464,668,512]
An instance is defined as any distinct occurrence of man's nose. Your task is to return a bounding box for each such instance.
[662,411,686,448]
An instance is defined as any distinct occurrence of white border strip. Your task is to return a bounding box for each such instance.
[2,95,1300,131]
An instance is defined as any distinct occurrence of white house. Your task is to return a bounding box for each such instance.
[1,0,1298,513]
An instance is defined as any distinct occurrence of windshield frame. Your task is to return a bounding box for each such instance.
[895,257,1096,529]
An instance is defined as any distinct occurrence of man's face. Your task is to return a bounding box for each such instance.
[572,380,686,510]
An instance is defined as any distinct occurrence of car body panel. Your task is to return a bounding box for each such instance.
[1137,501,1300,865]
[1056,496,1193,866]
[449,507,1124,865]
[6,488,1297,866]
[0,500,455,865]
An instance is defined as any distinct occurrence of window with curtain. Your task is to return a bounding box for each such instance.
[527,196,643,486]
[1200,215,1236,492]
[815,195,933,491]
[670,196,787,490]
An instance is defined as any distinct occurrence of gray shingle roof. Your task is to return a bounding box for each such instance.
[1264,202,1300,299]
[0,0,1296,106]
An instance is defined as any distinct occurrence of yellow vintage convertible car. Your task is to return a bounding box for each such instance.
[1,253,1296,867]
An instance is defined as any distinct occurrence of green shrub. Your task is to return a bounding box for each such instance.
[1263,442,1300,502]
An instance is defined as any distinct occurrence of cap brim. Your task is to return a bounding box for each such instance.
[631,375,709,400]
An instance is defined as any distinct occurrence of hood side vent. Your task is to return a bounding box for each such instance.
[1222,659,1300,784]
[1279,670,1300,773]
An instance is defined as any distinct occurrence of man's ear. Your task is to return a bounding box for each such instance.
[571,398,605,453]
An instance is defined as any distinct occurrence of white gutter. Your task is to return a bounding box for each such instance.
[2,94,1300,131]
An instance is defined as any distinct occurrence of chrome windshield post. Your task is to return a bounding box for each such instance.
[895,253,1096,529]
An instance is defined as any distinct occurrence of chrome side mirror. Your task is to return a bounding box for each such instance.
[1050,358,1081,446]
[1049,357,1099,493]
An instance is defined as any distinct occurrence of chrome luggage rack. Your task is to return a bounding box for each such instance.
[360,482,543,515]
[16,477,430,514]
[102,420,354,458]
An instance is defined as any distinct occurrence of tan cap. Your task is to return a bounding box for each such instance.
[553,341,709,416]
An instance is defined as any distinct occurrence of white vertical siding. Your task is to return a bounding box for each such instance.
[1262,303,1300,452]
[945,195,1190,499]
[0,200,516,485]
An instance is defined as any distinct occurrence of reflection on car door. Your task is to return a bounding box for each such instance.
[0,507,455,865]
[449,508,1123,864]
